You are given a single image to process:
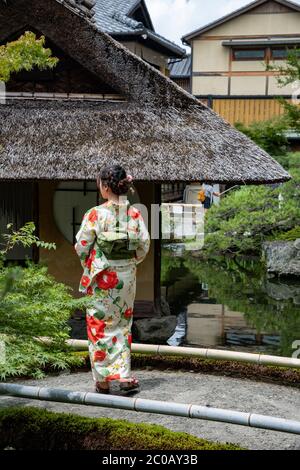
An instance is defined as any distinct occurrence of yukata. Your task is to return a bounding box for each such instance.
[74,200,150,384]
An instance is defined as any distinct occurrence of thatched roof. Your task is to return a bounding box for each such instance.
[1,0,97,21]
[0,0,290,183]
[0,99,290,183]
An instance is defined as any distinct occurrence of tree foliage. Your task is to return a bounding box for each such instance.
[0,223,94,379]
[235,118,289,156]
[0,31,58,83]
[267,48,300,131]
[204,157,300,256]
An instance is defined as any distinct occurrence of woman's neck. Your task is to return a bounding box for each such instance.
[107,194,128,205]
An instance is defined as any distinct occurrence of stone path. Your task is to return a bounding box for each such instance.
[1,369,300,450]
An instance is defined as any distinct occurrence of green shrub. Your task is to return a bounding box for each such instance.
[275,226,300,241]
[0,262,95,379]
[0,407,242,450]
[235,118,289,156]
[204,168,300,255]
[0,222,95,380]
[274,152,300,171]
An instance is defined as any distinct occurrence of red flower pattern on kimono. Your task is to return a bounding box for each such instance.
[85,249,97,270]
[124,308,133,319]
[105,374,121,382]
[88,209,98,223]
[81,276,91,288]
[127,334,132,346]
[87,286,94,296]
[94,350,107,362]
[96,270,119,290]
[87,316,106,344]
[128,207,141,220]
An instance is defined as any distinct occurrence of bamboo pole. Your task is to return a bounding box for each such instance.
[57,339,300,369]
[0,383,300,435]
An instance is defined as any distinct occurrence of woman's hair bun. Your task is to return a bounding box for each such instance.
[98,165,133,196]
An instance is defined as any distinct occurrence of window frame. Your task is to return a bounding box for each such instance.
[232,48,266,62]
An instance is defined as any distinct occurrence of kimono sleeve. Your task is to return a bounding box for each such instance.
[135,212,151,265]
[74,208,97,268]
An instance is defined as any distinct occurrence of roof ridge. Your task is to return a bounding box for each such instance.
[57,0,97,22]
[182,0,300,43]
[111,10,143,30]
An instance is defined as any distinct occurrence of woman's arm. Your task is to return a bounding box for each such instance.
[135,213,151,265]
[74,208,97,268]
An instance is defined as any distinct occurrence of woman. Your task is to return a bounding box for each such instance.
[202,183,220,212]
[74,165,150,394]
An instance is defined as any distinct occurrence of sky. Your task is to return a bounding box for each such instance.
[146,0,300,49]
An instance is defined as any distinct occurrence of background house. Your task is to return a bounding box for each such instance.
[168,54,191,92]
[180,0,300,126]
[94,0,185,74]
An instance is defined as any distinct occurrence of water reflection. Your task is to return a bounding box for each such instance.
[162,248,300,357]
[167,307,187,346]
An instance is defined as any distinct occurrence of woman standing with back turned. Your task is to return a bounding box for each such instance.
[75,165,150,394]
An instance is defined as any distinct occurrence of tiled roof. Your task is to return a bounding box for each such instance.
[1,0,184,56]
[94,0,139,33]
[169,55,191,78]
[94,0,185,57]
[59,0,97,22]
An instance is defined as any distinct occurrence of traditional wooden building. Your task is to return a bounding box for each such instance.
[0,0,289,317]
[182,0,300,125]
[169,55,191,92]
[93,0,185,74]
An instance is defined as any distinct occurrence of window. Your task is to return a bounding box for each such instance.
[233,49,266,61]
[271,47,300,60]
[53,181,140,245]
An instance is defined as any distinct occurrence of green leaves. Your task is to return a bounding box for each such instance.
[235,118,289,156]
[93,311,106,320]
[204,162,300,256]
[0,31,58,83]
[266,48,300,132]
[0,221,56,257]
[0,221,96,379]
[116,280,124,290]
[267,48,300,86]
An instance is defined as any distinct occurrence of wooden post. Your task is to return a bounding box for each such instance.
[154,182,162,316]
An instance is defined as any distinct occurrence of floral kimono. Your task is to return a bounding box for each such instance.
[74,200,150,384]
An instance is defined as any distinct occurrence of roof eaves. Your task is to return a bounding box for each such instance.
[182,0,300,44]
[110,29,145,37]
[110,29,185,57]
[146,30,186,57]
[222,37,300,47]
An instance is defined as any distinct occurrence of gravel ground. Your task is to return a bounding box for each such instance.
[1,369,300,450]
